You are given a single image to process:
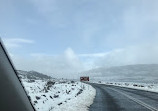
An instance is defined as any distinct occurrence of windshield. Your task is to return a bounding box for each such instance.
[1,0,158,111]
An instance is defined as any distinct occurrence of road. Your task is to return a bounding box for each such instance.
[89,83,158,111]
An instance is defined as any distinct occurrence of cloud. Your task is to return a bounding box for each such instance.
[11,47,84,78]
[2,38,34,49]
[95,43,158,67]
[79,53,106,57]
[122,1,158,40]
[10,44,158,78]
[29,0,72,27]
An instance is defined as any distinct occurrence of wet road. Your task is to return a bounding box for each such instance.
[89,83,158,111]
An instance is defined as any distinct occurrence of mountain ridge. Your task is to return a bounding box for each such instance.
[80,64,158,83]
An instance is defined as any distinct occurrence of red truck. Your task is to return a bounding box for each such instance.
[80,76,89,81]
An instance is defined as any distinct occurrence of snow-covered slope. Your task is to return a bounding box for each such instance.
[81,64,158,83]
[18,70,96,111]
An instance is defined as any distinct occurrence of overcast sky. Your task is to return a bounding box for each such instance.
[1,0,158,78]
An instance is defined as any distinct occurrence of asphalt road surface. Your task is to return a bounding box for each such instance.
[89,83,158,111]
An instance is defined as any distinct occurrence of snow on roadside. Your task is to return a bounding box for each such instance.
[54,82,96,111]
[92,81,158,93]
[21,79,96,111]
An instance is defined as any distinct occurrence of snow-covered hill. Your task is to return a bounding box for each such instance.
[18,70,96,111]
[80,64,158,83]
[17,70,53,80]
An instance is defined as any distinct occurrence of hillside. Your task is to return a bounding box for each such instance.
[17,70,53,80]
[16,70,95,111]
[80,64,158,83]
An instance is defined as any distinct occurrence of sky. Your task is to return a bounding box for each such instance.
[1,0,158,78]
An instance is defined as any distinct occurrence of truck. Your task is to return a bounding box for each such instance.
[80,76,89,81]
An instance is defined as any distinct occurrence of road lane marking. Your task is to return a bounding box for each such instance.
[109,88,158,111]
